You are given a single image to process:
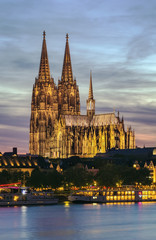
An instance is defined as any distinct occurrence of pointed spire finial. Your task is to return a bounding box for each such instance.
[38,31,51,82]
[43,31,46,39]
[61,33,73,83]
[88,70,94,100]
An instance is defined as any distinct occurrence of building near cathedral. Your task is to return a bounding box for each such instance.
[0,148,51,175]
[29,32,135,158]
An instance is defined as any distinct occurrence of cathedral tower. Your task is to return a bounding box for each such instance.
[87,71,95,120]
[58,34,80,115]
[29,32,135,158]
[29,32,58,156]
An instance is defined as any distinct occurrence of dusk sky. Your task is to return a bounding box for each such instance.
[0,0,156,153]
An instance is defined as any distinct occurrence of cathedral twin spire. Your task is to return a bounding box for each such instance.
[38,31,93,116]
[39,31,74,84]
[61,33,73,83]
[38,31,51,82]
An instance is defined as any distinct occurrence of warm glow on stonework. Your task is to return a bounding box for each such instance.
[29,33,135,158]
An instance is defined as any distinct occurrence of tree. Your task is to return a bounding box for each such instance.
[11,171,23,183]
[63,167,94,188]
[47,170,63,188]
[28,168,46,187]
[0,170,11,184]
[96,164,152,187]
[96,165,122,187]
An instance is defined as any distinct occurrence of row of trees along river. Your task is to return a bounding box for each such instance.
[0,164,152,188]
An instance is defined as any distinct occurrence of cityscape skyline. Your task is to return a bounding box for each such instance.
[0,0,156,153]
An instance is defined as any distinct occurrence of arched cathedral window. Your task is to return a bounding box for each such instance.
[47,94,51,105]
[70,93,75,107]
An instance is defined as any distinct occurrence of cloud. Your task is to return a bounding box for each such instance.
[127,31,156,61]
[0,0,156,153]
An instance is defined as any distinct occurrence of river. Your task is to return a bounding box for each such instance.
[0,202,156,240]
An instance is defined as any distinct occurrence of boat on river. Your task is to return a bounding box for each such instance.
[68,187,156,203]
[0,185,58,206]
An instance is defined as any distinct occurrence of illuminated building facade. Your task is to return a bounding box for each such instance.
[144,161,156,183]
[0,153,50,175]
[29,32,135,158]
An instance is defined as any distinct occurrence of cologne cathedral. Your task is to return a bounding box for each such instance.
[29,32,135,158]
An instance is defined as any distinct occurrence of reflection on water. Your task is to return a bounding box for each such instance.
[64,201,70,208]
[0,202,156,240]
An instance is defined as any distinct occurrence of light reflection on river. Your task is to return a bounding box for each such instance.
[0,202,156,240]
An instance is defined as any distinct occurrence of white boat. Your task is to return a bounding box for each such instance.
[0,186,58,206]
[68,188,156,203]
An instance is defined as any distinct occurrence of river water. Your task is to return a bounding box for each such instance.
[0,202,156,240]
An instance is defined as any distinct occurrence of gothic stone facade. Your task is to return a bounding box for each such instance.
[29,32,135,158]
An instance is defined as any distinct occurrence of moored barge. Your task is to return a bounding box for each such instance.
[68,188,156,203]
[0,186,58,206]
